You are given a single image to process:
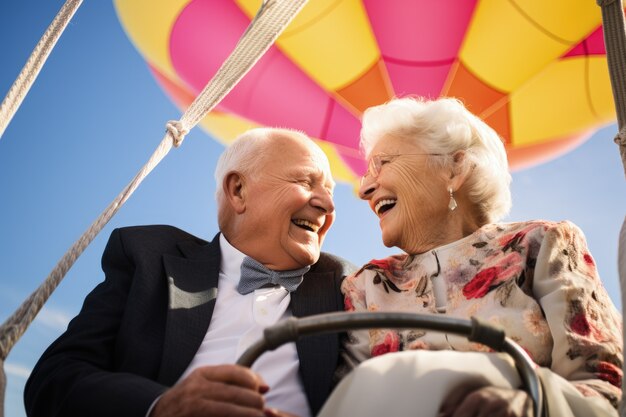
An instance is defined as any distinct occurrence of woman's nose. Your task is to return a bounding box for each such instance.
[358,175,377,200]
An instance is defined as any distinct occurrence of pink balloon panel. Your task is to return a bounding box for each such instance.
[364,0,477,97]
[563,27,606,58]
[169,0,363,173]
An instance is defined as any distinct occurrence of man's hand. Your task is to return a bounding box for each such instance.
[438,386,533,417]
[263,409,301,417]
[151,365,269,417]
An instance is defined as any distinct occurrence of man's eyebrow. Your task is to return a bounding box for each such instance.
[291,167,320,176]
[291,167,335,188]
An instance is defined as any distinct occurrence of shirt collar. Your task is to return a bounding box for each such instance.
[219,234,247,285]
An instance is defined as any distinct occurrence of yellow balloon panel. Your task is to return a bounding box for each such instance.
[588,57,618,124]
[235,0,379,91]
[113,0,189,82]
[461,0,597,92]
[515,0,601,42]
[510,58,607,146]
[198,112,259,146]
[199,112,358,184]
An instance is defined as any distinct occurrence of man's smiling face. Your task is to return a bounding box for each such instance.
[236,134,336,270]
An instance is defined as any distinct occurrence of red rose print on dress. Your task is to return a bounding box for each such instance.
[463,267,500,299]
[371,331,400,356]
[367,259,393,271]
[595,361,623,388]
[463,253,523,299]
[355,258,395,278]
[344,295,355,312]
[570,312,591,336]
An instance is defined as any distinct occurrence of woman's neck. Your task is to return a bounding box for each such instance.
[403,208,484,255]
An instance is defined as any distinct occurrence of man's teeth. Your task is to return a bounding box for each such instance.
[292,219,319,232]
[375,199,397,215]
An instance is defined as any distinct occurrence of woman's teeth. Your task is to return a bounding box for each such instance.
[375,199,397,215]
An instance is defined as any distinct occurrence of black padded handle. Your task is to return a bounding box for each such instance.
[236,312,545,417]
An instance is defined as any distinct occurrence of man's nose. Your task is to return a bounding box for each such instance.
[311,187,335,214]
[358,175,377,200]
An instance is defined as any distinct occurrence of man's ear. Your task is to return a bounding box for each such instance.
[223,172,246,214]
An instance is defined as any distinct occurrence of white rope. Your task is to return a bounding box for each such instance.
[173,0,309,140]
[0,0,83,140]
[0,0,308,360]
[0,1,309,415]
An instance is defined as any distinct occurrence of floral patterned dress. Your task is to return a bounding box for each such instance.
[342,220,623,409]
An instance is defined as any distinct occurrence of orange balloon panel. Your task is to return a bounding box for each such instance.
[114,0,619,184]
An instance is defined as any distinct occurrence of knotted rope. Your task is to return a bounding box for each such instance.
[0,0,83,140]
[0,1,309,415]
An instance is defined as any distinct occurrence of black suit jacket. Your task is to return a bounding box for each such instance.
[24,225,355,417]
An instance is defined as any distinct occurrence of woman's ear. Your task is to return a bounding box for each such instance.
[448,151,472,191]
[223,172,246,214]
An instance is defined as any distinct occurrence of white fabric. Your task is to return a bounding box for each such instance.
[178,235,311,417]
[319,350,618,417]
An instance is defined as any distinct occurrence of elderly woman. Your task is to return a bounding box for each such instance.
[322,97,622,417]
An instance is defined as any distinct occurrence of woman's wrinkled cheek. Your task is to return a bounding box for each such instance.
[394,166,444,248]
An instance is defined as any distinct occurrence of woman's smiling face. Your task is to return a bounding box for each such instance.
[358,135,450,253]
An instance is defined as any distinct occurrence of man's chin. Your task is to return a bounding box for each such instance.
[289,244,320,268]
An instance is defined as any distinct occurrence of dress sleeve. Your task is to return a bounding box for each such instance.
[532,221,623,408]
[340,269,372,365]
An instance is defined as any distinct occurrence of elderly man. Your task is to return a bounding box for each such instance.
[24,128,355,417]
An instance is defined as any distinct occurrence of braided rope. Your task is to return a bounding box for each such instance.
[596,3,626,417]
[0,0,308,362]
[597,0,626,176]
[0,0,83,140]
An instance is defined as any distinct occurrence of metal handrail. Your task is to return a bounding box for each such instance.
[237,312,545,417]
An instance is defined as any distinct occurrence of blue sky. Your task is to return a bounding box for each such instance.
[1,2,624,416]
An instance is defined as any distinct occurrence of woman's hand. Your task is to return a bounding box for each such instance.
[438,386,533,417]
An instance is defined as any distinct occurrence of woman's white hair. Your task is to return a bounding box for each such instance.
[361,97,512,223]
[214,127,313,202]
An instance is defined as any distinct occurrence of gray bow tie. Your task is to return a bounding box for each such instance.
[237,256,310,295]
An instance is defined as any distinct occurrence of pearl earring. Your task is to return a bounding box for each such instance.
[448,187,457,211]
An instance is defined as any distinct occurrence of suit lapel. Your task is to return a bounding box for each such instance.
[291,269,341,414]
[290,270,337,318]
[157,234,221,386]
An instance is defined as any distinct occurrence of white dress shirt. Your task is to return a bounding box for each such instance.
[178,234,311,417]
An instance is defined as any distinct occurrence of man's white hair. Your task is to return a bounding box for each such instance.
[360,97,512,223]
[214,127,314,202]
